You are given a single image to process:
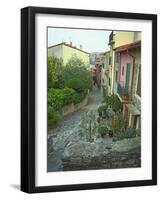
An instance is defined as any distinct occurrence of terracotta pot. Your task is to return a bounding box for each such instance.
[113,119,120,129]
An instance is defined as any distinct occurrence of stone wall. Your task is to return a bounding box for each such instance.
[62,137,141,171]
[62,95,89,116]
[63,147,141,171]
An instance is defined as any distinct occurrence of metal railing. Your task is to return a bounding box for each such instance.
[117,82,129,97]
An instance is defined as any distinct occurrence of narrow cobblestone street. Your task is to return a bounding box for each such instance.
[47,87,102,172]
[48,85,141,172]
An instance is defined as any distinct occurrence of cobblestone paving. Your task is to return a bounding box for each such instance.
[47,87,102,172]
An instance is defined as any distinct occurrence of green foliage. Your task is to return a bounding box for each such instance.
[97,125,109,137]
[47,55,92,127]
[98,104,107,117]
[48,87,76,111]
[79,111,97,142]
[103,95,122,112]
[48,106,61,126]
[62,55,92,93]
[114,127,139,141]
[115,111,126,131]
[48,56,64,88]
[72,90,87,104]
[98,104,107,113]
[136,128,141,136]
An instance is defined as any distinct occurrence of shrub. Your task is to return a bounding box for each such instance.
[97,125,109,138]
[72,90,88,104]
[97,104,115,119]
[115,111,126,130]
[125,127,137,138]
[98,104,107,117]
[48,87,76,110]
[97,104,107,118]
[48,56,64,88]
[114,127,139,141]
[136,128,141,136]
[48,106,61,126]
[62,55,92,93]
[103,95,122,112]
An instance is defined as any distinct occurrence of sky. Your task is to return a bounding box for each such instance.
[48,27,112,53]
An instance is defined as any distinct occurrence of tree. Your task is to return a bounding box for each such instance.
[48,56,64,88]
[62,55,92,93]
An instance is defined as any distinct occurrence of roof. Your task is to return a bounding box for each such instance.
[48,42,90,55]
[114,40,141,52]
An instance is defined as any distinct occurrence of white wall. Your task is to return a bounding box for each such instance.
[48,45,63,59]
[0,0,160,199]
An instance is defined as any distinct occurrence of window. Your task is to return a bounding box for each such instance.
[136,64,141,96]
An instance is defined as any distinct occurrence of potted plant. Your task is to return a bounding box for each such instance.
[98,104,107,118]
[97,125,109,138]
[108,130,114,137]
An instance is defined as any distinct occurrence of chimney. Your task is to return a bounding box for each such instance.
[80,45,83,50]
[70,41,72,46]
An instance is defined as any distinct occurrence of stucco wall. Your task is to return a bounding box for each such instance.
[48,45,63,59]
[63,45,90,66]
[118,47,141,94]
[48,44,90,66]
[119,51,133,90]
[104,52,110,69]
[114,31,134,49]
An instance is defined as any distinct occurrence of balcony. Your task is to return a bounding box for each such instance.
[117,82,129,102]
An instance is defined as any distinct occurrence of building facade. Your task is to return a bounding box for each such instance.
[108,31,115,95]
[104,31,141,130]
[101,51,110,96]
[114,41,141,130]
[48,42,90,66]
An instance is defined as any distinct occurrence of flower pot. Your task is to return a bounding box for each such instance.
[113,119,120,129]
[109,130,114,137]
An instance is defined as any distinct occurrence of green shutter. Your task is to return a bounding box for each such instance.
[125,63,130,91]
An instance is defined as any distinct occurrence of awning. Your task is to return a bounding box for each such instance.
[127,104,140,115]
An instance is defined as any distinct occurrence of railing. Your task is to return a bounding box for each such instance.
[117,82,129,101]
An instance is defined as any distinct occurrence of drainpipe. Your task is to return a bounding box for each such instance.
[127,49,136,102]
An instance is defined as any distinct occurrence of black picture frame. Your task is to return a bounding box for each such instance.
[21,6,157,193]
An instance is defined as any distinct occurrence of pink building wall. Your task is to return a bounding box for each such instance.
[118,50,134,91]
[118,49,136,119]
